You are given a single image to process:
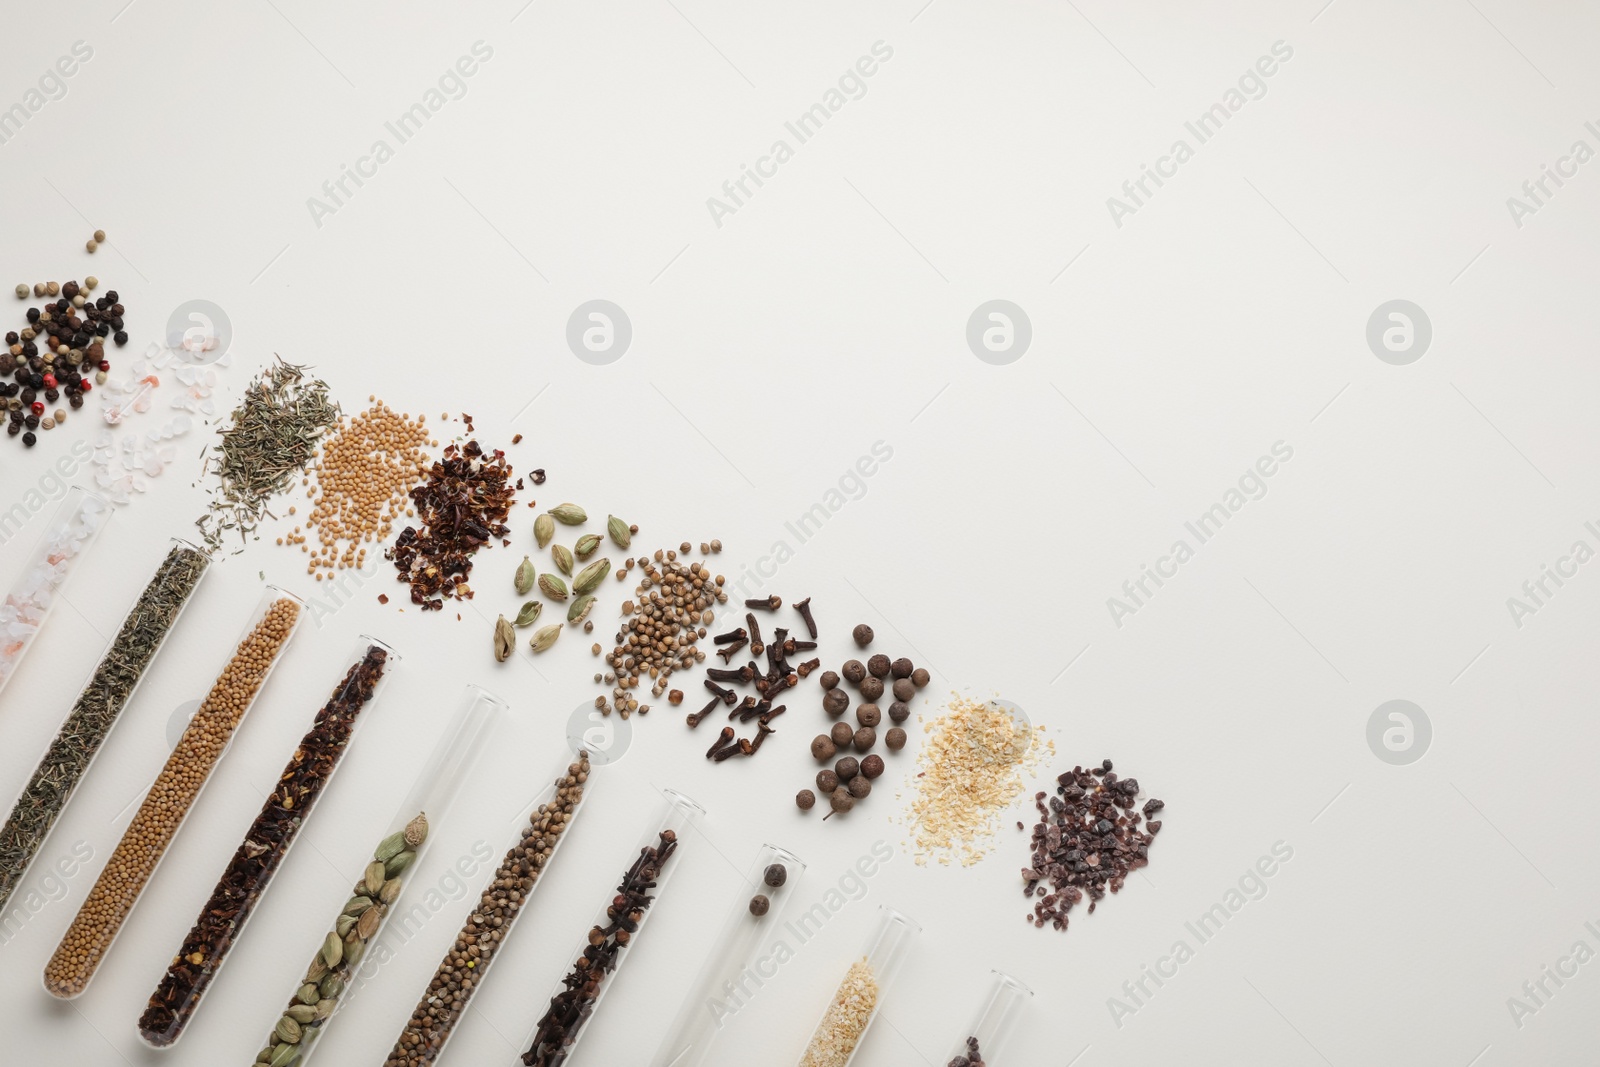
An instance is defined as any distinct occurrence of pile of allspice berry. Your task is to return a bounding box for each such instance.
[7,250,124,447]
[798,623,928,818]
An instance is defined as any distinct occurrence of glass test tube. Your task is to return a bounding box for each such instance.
[0,536,208,915]
[253,684,505,1067]
[382,748,597,1067]
[0,486,111,700]
[794,905,920,1067]
[649,842,808,1067]
[138,635,401,1046]
[42,584,305,999]
[517,787,705,1067]
[946,970,1033,1066]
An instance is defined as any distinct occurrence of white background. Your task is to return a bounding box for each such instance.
[1,1,1597,1064]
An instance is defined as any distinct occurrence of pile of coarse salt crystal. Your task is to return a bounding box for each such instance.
[901,695,1052,868]
[0,492,110,690]
[94,349,227,505]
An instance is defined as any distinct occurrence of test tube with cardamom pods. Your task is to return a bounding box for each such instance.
[382,749,595,1067]
[137,635,402,1047]
[794,905,920,1067]
[251,684,505,1067]
[517,787,705,1067]
[0,536,208,918]
[648,843,809,1067]
[43,585,306,999]
[944,970,1033,1067]
[0,486,111,702]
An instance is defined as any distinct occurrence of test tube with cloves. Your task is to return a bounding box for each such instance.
[517,787,705,1066]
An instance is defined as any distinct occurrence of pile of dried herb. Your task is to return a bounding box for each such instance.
[197,358,338,552]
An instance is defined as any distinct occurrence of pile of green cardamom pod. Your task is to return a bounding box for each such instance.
[493,503,628,661]
[254,813,428,1067]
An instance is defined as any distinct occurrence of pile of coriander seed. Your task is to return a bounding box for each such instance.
[594,542,727,719]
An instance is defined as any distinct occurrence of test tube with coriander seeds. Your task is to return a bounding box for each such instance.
[794,905,920,1067]
[43,585,306,999]
[253,684,505,1067]
[0,486,111,701]
[649,843,809,1067]
[137,635,402,1047]
[383,749,596,1067]
[945,970,1034,1066]
[518,787,705,1067]
[0,536,208,917]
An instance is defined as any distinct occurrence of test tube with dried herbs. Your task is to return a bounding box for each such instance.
[382,753,592,1067]
[43,590,305,999]
[0,538,208,916]
[137,639,399,1047]
[253,685,504,1067]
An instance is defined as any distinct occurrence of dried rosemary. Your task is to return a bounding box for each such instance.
[197,357,338,552]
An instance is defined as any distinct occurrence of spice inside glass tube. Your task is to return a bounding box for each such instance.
[138,636,400,1047]
[251,684,504,1067]
[43,586,305,999]
[649,843,808,1067]
[383,751,594,1067]
[946,970,1033,1066]
[0,486,110,700]
[0,537,207,916]
[795,905,920,1067]
[519,788,705,1067]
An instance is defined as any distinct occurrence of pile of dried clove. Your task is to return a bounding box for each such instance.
[594,544,727,718]
[1023,759,1164,931]
[798,624,927,816]
[692,594,819,762]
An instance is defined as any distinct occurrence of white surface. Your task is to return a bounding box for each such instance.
[1,2,1596,1064]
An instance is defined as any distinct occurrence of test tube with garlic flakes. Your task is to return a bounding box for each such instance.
[43,585,305,1000]
[945,970,1034,1066]
[794,905,920,1067]
[250,684,504,1067]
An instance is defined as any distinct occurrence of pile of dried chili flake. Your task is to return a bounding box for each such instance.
[388,439,514,609]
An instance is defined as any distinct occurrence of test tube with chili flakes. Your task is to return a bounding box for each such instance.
[42,586,306,1000]
[137,635,401,1047]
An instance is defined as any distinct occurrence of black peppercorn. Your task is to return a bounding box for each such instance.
[25,308,39,323]
[114,331,128,346]
[21,431,36,446]
[105,290,118,302]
